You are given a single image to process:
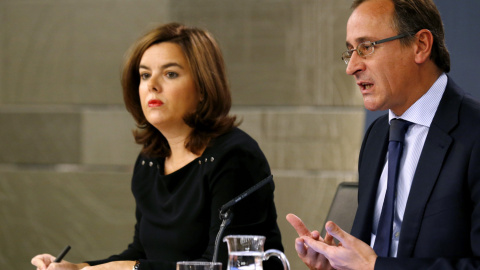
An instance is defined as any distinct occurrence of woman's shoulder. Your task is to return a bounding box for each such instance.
[203,128,271,186]
[202,128,270,172]
[130,151,164,177]
[209,127,261,154]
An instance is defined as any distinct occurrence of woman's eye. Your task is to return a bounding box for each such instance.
[165,72,178,79]
[140,73,150,80]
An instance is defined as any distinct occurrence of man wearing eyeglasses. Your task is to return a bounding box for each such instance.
[287,0,480,269]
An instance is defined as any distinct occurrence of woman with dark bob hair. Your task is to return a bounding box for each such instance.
[32,22,283,270]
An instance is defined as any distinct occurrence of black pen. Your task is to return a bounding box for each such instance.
[54,245,71,263]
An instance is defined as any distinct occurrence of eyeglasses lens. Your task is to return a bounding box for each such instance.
[342,42,375,64]
[358,42,374,57]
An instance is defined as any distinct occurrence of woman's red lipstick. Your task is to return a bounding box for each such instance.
[148,99,163,107]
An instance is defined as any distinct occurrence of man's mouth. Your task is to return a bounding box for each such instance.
[359,82,373,90]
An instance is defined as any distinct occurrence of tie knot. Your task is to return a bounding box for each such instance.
[389,119,412,142]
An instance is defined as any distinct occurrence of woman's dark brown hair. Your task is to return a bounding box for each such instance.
[122,22,237,158]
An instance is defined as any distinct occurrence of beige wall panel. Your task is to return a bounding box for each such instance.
[0,108,81,164]
[81,109,140,165]
[273,174,357,270]
[0,0,170,105]
[0,0,365,269]
[235,109,365,171]
[230,109,264,142]
[0,4,4,99]
[0,170,135,270]
[168,0,358,107]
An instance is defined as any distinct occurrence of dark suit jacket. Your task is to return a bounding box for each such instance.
[351,77,480,269]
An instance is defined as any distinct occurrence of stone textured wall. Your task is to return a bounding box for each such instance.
[0,1,364,269]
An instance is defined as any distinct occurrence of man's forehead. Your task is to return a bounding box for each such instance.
[346,1,395,45]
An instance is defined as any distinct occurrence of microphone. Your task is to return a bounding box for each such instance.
[219,175,273,216]
[212,175,274,263]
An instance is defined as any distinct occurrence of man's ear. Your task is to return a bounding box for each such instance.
[414,29,434,64]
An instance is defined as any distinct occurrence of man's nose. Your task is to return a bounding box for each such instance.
[345,51,365,75]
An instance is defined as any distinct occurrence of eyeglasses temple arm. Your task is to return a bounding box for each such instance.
[373,33,412,45]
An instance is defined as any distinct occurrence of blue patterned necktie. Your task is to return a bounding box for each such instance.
[373,118,412,257]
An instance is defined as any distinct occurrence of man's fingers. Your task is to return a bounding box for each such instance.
[294,237,308,256]
[301,222,348,255]
[311,230,321,241]
[301,236,329,255]
[324,231,334,246]
[286,213,311,236]
[324,221,348,244]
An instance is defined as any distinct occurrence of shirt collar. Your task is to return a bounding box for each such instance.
[389,73,447,127]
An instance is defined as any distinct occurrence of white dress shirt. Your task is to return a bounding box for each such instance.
[370,73,448,257]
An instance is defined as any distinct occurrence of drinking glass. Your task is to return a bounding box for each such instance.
[176,261,222,270]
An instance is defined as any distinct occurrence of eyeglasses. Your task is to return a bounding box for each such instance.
[341,33,415,64]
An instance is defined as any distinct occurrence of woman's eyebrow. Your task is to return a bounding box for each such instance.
[139,62,184,70]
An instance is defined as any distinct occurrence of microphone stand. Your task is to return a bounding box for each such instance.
[212,209,234,263]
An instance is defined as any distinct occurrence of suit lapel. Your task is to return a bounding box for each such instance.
[397,77,462,257]
[353,115,389,242]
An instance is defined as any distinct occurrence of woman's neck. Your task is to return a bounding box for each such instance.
[162,129,203,175]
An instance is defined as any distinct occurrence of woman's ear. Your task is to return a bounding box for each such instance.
[414,29,434,64]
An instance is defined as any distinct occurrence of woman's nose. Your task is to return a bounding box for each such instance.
[147,75,161,92]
